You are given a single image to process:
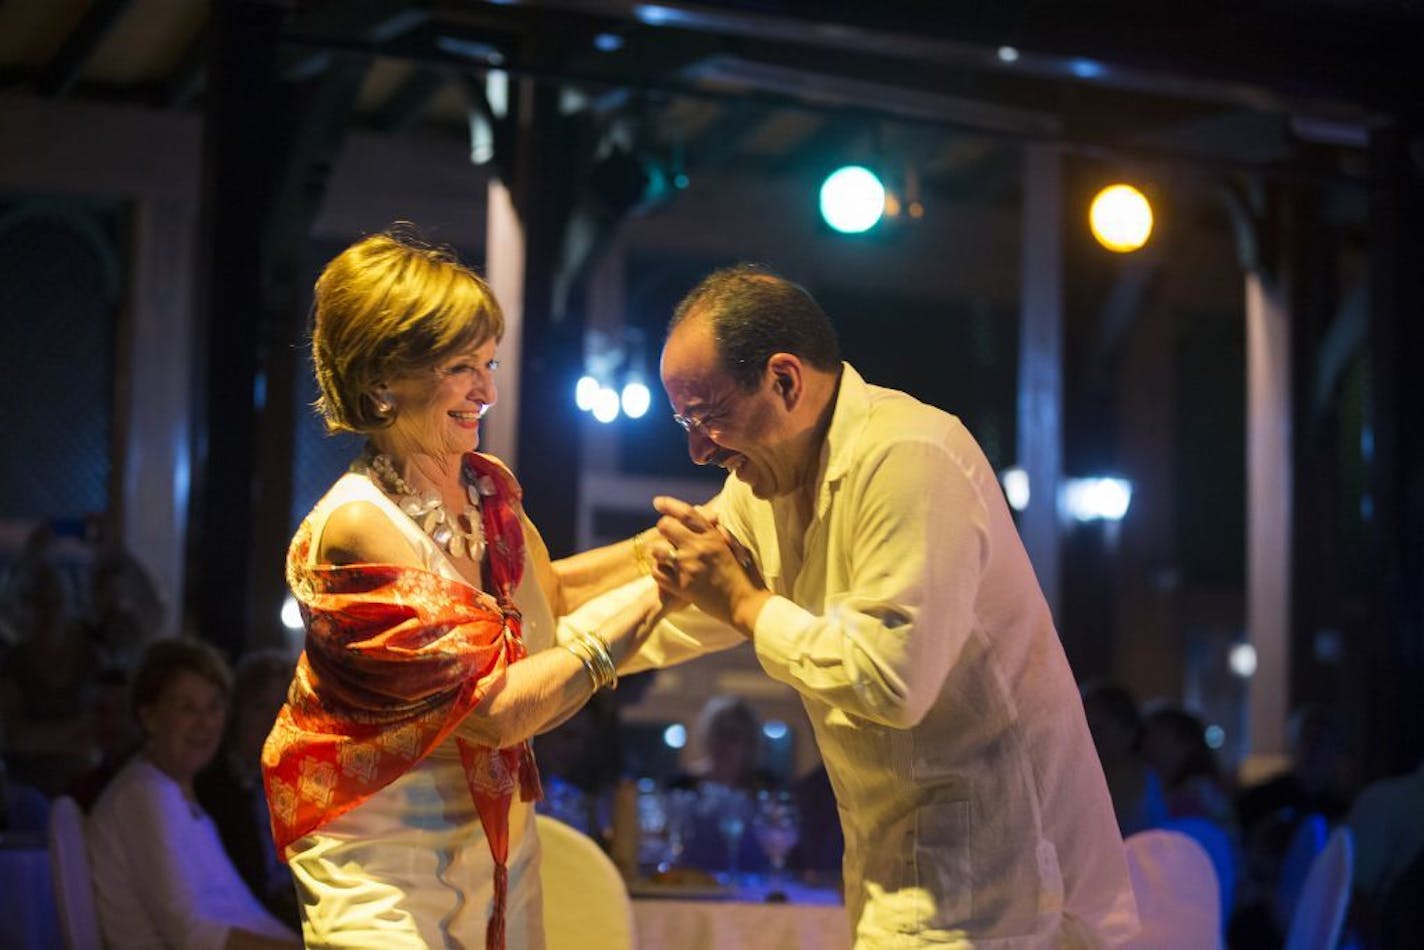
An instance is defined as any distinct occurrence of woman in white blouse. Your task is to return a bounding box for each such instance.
[88,639,298,950]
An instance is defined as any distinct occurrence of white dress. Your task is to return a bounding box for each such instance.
[285,469,558,949]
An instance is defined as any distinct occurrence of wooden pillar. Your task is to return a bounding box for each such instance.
[1246,267,1291,757]
[482,179,525,466]
[1017,145,1064,620]
[121,197,198,639]
[498,76,585,557]
[188,0,284,658]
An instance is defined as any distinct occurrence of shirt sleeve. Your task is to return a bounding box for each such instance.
[751,436,991,729]
[557,575,746,673]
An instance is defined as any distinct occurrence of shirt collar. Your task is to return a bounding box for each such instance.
[816,361,870,504]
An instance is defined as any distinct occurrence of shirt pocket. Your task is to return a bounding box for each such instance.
[914,795,973,928]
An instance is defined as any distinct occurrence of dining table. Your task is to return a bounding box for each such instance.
[630,875,850,950]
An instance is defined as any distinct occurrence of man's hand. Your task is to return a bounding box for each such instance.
[651,496,770,637]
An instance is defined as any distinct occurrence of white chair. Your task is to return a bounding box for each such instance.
[47,795,102,950]
[1123,828,1222,950]
[536,813,635,950]
[1284,826,1353,950]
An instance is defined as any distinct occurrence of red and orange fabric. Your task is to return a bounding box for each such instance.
[262,453,541,950]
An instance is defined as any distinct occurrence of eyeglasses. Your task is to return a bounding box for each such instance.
[671,403,728,435]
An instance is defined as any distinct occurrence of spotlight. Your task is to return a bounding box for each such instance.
[621,380,651,419]
[281,594,303,631]
[1089,183,1153,252]
[1061,477,1132,522]
[1000,468,1030,512]
[575,375,600,412]
[663,723,687,749]
[1229,642,1258,678]
[591,386,621,423]
[819,165,885,234]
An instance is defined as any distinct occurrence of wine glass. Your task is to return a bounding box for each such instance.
[753,789,800,898]
[661,788,697,872]
[701,784,751,884]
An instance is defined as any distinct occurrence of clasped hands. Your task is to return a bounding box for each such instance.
[650,496,768,636]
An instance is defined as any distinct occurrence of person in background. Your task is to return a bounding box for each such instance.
[0,561,98,795]
[1142,705,1235,827]
[1081,681,1168,837]
[67,667,140,811]
[633,264,1138,946]
[1345,756,1424,941]
[197,649,299,930]
[668,695,776,874]
[88,638,299,949]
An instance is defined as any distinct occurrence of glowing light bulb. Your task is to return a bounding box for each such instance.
[1090,183,1153,252]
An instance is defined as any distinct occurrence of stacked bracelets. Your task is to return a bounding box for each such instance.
[564,627,617,691]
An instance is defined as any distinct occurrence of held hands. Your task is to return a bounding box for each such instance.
[651,496,769,636]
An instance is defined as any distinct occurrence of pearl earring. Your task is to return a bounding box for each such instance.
[374,391,395,416]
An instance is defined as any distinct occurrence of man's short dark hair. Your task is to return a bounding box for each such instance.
[670,264,841,391]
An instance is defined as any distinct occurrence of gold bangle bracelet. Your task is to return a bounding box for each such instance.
[562,642,601,691]
[631,529,654,576]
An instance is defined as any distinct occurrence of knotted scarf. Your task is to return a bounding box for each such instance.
[262,452,542,950]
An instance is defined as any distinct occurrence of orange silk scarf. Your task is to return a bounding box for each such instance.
[262,453,541,950]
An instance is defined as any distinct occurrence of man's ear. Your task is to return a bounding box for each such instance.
[766,353,803,407]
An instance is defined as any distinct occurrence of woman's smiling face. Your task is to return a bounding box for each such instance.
[383,337,501,460]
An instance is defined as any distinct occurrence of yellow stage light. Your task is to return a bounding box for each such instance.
[1089,183,1153,252]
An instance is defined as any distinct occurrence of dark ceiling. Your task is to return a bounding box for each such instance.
[4,0,1421,209]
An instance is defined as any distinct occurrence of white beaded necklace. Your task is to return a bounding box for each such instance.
[366,450,486,561]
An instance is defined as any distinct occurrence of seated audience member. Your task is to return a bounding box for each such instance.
[196,648,300,930]
[0,561,99,795]
[1232,704,1357,945]
[787,761,844,876]
[1142,704,1241,922]
[669,695,776,873]
[1238,703,1355,831]
[88,638,299,949]
[1347,757,1424,936]
[67,667,141,810]
[1081,681,1168,837]
[1143,705,1235,827]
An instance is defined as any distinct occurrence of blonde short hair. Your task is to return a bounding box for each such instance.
[311,228,504,433]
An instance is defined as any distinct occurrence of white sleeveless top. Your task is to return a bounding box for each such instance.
[286,466,555,949]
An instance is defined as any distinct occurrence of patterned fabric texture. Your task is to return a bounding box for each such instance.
[262,453,542,949]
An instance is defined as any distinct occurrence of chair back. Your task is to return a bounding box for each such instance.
[1123,828,1222,949]
[1276,812,1329,930]
[536,813,635,950]
[1284,825,1353,950]
[47,796,101,950]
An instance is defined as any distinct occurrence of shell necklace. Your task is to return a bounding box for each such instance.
[366,449,486,561]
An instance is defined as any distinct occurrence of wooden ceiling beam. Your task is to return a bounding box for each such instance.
[36,0,138,98]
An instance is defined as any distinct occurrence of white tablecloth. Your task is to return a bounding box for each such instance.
[632,880,849,950]
[0,838,60,950]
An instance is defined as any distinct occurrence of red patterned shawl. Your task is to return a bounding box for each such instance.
[262,453,542,950]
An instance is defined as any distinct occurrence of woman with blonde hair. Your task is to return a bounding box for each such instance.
[263,227,669,948]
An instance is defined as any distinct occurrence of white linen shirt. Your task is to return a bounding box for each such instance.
[614,363,1138,947]
[88,757,296,950]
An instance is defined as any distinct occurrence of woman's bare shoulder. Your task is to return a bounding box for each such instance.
[319,500,421,568]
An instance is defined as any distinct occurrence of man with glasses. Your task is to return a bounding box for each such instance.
[641,264,1138,948]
